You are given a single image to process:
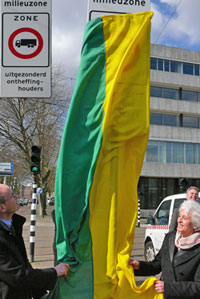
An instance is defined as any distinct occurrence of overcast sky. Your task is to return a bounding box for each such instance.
[52,0,200,81]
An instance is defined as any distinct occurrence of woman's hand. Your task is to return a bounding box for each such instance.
[129,259,140,270]
[154,280,164,293]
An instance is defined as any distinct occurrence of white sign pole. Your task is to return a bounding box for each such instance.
[1,0,52,98]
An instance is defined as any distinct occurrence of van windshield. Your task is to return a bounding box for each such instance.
[154,200,171,225]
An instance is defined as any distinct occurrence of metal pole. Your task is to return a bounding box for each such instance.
[29,176,37,262]
[137,197,140,227]
[3,176,7,184]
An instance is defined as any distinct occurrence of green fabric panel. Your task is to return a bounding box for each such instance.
[53,17,106,298]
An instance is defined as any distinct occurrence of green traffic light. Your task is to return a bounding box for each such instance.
[30,145,41,174]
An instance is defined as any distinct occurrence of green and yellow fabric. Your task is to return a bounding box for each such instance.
[48,11,162,299]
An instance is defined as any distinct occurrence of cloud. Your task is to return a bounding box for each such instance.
[151,2,168,44]
[151,0,200,48]
[52,0,200,78]
[52,0,88,77]
[170,0,200,45]
[52,27,83,78]
[160,0,180,5]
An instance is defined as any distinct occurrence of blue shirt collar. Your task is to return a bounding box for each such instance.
[0,219,12,228]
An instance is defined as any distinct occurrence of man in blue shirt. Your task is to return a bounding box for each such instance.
[0,183,69,299]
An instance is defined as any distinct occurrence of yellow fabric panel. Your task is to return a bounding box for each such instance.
[89,12,163,299]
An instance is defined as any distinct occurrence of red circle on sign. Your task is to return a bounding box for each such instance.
[8,27,43,59]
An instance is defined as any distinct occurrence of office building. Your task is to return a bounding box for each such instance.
[139,44,200,209]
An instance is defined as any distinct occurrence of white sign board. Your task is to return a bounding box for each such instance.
[1,0,51,98]
[88,0,151,20]
[0,162,13,176]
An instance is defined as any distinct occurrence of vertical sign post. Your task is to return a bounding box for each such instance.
[29,177,37,262]
[29,145,41,262]
[1,0,52,98]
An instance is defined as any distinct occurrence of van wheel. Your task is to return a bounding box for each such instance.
[144,241,155,262]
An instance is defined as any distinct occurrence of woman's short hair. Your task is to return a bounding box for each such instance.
[179,200,200,230]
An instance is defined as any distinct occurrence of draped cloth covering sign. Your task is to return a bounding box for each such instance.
[46,11,163,299]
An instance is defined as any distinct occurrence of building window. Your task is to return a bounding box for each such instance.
[186,144,195,164]
[164,60,170,72]
[146,141,200,165]
[150,113,179,127]
[151,57,200,77]
[182,116,199,128]
[151,58,157,70]
[182,90,198,102]
[150,86,162,97]
[150,86,178,100]
[159,142,165,163]
[171,61,181,73]
[166,142,172,163]
[195,144,200,164]
[162,114,179,126]
[150,113,162,125]
[183,63,194,75]
[150,113,200,128]
[146,141,165,163]
[146,141,159,162]
[195,65,199,76]
[162,88,178,100]
[151,86,200,104]
[158,59,163,70]
[172,142,184,163]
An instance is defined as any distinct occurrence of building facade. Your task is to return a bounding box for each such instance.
[139,44,200,210]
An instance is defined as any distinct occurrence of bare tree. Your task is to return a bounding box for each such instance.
[0,65,71,216]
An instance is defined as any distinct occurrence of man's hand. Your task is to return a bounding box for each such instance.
[154,280,164,293]
[129,259,140,270]
[55,263,70,277]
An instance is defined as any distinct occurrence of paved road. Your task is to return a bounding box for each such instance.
[18,204,55,268]
[18,205,156,284]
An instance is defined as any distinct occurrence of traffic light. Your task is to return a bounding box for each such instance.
[30,146,41,175]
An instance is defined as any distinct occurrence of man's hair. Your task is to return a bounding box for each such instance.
[186,186,199,193]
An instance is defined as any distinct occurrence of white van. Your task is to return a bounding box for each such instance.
[144,193,186,261]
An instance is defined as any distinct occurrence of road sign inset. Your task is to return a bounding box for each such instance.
[2,13,49,67]
[1,7,52,97]
[8,27,43,59]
